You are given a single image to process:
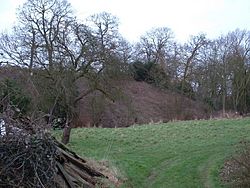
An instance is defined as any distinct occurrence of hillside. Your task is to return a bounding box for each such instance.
[75,79,209,128]
[0,67,209,128]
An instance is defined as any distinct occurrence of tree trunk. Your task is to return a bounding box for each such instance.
[61,118,71,145]
[222,77,226,117]
[29,28,36,73]
[222,92,226,116]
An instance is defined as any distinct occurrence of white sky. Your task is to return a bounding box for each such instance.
[1,0,250,43]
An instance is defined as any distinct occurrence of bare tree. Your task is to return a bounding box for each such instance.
[227,30,250,113]
[180,34,208,95]
[17,0,74,70]
[0,2,123,144]
[135,27,174,66]
[0,26,35,71]
[192,40,222,110]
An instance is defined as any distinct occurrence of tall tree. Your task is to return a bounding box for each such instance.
[18,0,74,70]
[180,34,208,95]
[135,27,174,65]
[227,30,250,113]
[0,2,122,144]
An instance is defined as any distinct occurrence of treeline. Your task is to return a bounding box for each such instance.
[132,28,250,115]
[1,0,250,142]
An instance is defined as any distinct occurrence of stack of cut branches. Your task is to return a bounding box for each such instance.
[54,139,109,188]
[0,114,116,188]
[0,133,58,187]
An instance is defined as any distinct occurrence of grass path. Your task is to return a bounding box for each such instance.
[199,154,218,188]
[143,157,175,187]
[58,118,250,187]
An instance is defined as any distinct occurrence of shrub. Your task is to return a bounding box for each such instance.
[130,61,170,89]
[221,141,250,187]
[130,61,152,81]
[0,79,31,114]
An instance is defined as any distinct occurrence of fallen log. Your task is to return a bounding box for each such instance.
[54,137,108,187]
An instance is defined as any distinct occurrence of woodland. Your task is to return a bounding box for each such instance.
[1,0,250,187]
[1,0,250,143]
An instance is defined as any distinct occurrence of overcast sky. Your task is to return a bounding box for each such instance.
[1,0,250,43]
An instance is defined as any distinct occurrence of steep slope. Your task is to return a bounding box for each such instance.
[0,67,209,128]
[75,80,209,128]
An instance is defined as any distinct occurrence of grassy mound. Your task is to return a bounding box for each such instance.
[58,118,250,187]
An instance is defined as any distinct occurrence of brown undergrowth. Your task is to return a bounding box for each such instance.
[220,141,250,187]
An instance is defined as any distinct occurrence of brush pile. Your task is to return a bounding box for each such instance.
[0,113,115,188]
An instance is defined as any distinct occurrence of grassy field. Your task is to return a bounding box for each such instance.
[60,118,250,187]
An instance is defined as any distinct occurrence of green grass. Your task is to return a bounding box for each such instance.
[57,118,250,187]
